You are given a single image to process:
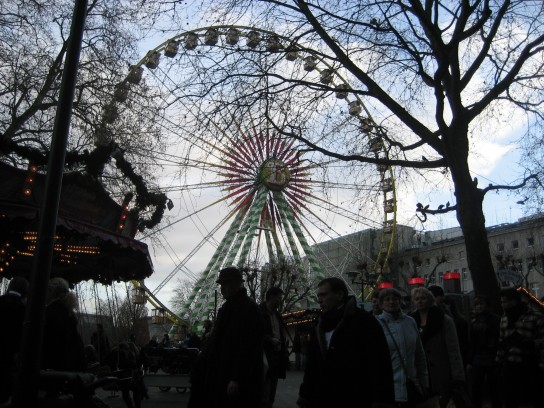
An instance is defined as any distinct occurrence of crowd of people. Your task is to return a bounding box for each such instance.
[1,270,543,408]
[187,271,544,408]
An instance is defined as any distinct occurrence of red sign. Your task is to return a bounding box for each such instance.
[378,282,394,289]
[408,277,425,285]
[443,272,461,280]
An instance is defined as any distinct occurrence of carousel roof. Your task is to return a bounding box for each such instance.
[0,161,153,284]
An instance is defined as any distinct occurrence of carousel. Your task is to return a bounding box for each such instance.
[0,161,153,284]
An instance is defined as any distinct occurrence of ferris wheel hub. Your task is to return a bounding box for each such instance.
[259,158,291,191]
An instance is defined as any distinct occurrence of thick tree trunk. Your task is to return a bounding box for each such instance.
[448,144,500,307]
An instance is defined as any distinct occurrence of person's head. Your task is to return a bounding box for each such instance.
[379,287,402,315]
[216,266,245,299]
[427,285,445,305]
[371,290,381,314]
[265,286,284,310]
[7,276,29,298]
[411,287,435,312]
[47,277,78,310]
[500,287,522,311]
[84,344,99,363]
[316,277,348,313]
[472,294,490,315]
[203,319,213,330]
[444,296,462,317]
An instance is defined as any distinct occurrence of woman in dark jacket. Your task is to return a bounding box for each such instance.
[409,287,466,408]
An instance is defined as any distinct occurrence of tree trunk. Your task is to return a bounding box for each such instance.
[448,145,500,308]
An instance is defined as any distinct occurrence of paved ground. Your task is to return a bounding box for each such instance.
[95,369,304,408]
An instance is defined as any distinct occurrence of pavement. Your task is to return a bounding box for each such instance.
[95,368,304,408]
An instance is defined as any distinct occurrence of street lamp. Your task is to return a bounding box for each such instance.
[345,263,381,298]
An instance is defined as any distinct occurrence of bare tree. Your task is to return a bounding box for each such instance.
[0,0,170,230]
[139,0,544,305]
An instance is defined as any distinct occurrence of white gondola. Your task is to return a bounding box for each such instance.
[266,35,281,52]
[369,137,383,153]
[335,84,349,99]
[246,30,261,48]
[164,40,179,57]
[226,28,240,45]
[382,178,393,192]
[131,286,147,304]
[114,82,129,103]
[377,163,388,173]
[145,51,160,69]
[359,117,373,133]
[303,56,317,71]
[184,33,199,50]
[127,65,143,85]
[204,29,218,46]
[103,104,118,124]
[348,100,361,116]
[285,49,298,61]
[384,199,395,213]
[152,308,167,325]
[320,69,334,84]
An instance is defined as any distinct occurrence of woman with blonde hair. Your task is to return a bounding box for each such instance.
[376,287,429,407]
[409,287,467,408]
[43,277,86,371]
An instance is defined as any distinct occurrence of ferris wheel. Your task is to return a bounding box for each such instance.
[100,25,398,321]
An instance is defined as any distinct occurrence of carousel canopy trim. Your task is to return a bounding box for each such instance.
[0,162,153,284]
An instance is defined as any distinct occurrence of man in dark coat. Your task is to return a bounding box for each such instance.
[90,323,111,364]
[496,287,544,408]
[297,277,395,408]
[260,286,289,407]
[42,277,86,372]
[0,276,29,404]
[189,266,265,408]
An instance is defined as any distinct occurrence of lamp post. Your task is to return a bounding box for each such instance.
[345,263,383,298]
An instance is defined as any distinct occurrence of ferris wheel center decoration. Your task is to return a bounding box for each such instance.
[260,158,291,191]
[173,126,327,322]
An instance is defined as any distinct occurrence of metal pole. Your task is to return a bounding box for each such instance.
[11,1,88,406]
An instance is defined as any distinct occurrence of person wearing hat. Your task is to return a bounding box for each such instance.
[188,266,265,408]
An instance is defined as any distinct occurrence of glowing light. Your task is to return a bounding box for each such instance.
[408,277,425,285]
[443,272,461,280]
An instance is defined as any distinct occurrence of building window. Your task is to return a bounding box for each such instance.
[497,243,504,252]
[527,237,534,247]
[458,251,465,260]
[426,258,430,266]
[462,268,468,280]
[512,240,519,250]
[530,282,539,298]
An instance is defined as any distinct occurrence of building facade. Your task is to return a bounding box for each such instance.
[312,214,544,300]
